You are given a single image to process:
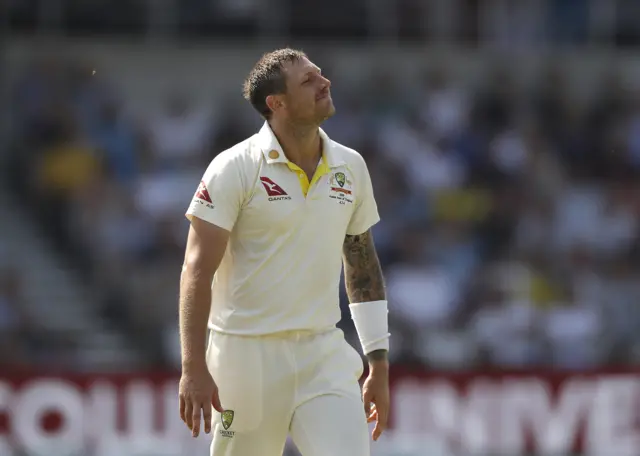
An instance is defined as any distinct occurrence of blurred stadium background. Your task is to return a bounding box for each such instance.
[1,1,640,455]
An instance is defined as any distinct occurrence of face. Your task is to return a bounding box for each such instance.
[270,57,335,125]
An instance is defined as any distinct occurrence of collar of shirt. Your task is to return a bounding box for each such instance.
[255,121,346,168]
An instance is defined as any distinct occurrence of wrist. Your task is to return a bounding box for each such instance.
[369,360,390,375]
[367,349,389,371]
[181,357,208,373]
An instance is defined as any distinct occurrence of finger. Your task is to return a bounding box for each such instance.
[376,399,389,431]
[179,395,186,423]
[373,400,389,441]
[184,398,194,430]
[367,404,377,422]
[203,403,213,434]
[212,389,225,414]
[373,422,383,441]
[191,401,202,437]
[367,410,378,423]
[362,391,372,416]
[363,401,371,417]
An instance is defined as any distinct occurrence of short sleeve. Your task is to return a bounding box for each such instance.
[346,155,380,236]
[185,154,244,232]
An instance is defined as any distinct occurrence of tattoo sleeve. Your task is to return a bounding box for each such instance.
[342,230,386,303]
[343,230,388,362]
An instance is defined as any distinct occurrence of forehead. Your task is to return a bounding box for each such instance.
[282,57,320,79]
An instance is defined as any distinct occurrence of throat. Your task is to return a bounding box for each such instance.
[299,163,318,182]
[287,154,322,182]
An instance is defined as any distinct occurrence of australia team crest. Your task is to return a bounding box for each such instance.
[221,410,234,430]
[329,171,354,204]
[219,410,235,438]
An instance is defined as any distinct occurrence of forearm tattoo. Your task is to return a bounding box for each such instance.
[342,230,386,303]
[343,230,389,362]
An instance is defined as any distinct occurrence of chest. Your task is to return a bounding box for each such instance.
[239,166,357,235]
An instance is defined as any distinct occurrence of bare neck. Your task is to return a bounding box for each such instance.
[269,119,322,166]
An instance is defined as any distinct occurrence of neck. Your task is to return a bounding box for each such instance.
[269,118,321,165]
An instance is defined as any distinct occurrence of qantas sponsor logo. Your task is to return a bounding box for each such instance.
[194,181,212,203]
[259,177,291,201]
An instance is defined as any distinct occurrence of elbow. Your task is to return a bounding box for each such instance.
[180,261,193,281]
[181,259,205,284]
[182,251,217,285]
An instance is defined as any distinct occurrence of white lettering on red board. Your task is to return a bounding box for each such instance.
[392,374,640,455]
[0,374,638,456]
[0,377,209,456]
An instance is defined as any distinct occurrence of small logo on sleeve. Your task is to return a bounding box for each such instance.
[194,181,212,203]
[193,181,214,209]
[260,177,291,201]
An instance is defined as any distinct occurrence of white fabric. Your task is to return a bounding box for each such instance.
[349,300,390,354]
[207,329,368,456]
[186,122,380,335]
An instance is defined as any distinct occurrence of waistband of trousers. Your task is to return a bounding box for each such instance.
[210,327,336,341]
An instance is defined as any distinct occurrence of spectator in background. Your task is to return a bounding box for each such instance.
[543,297,604,369]
[386,225,462,357]
[378,112,467,192]
[71,62,116,132]
[471,292,544,368]
[34,111,104,254]
[87,99,141,184]
[417,65,469,142]
[146,92,212,169]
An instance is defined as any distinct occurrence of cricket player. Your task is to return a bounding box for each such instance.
[178,48,390,456]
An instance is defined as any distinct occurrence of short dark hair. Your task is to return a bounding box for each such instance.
[242,48,307,119]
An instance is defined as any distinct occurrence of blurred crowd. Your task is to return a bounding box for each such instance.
[3,52,640,372]
[7,0,640,47]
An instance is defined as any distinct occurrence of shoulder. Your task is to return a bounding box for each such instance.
[328,139,371,175]
[207,136,263,175]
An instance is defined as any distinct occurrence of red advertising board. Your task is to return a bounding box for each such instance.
[390,369,640,455]
[0,369,639,455]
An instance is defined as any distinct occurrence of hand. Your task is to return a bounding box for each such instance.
[362,366,390,441]
[179,364,224,437]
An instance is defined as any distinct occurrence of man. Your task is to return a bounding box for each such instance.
[178,48,390,456]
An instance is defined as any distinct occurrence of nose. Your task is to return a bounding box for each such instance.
[320,75,331,89]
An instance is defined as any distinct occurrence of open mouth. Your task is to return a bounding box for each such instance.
[316,92,330,101]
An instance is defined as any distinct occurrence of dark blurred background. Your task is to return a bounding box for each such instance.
[1,1,639,455]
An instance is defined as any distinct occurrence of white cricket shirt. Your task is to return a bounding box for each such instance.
[186,122,380,335]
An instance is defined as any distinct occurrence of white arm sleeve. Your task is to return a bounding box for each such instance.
[185,153,244,232]
[347,155,380,236]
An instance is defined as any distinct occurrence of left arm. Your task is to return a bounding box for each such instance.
[342,229,389,367]
[343,229,390,441]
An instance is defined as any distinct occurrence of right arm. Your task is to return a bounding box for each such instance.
[178,218,228,437]
[178,152,244,437]
[179,217,229,373]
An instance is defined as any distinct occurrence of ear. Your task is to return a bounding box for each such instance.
[265,94,284,115]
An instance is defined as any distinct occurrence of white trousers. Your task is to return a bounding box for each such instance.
[206,328,370,456]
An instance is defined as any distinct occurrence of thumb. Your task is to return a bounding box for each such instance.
[211,389,224,414]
